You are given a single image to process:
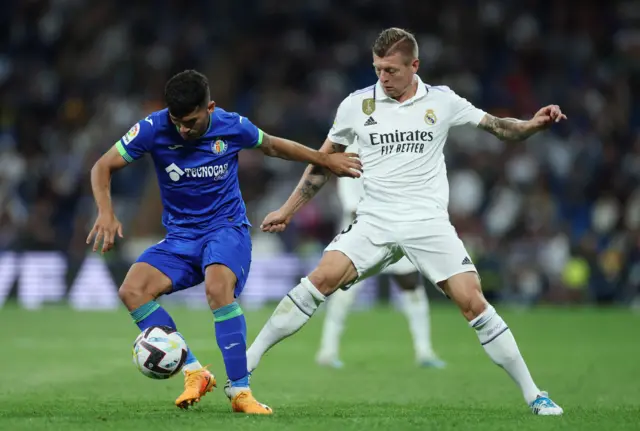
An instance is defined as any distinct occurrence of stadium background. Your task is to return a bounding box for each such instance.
[2,1,640,430]
[1,0,638,310]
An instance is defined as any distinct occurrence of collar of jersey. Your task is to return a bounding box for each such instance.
[374,75,428,105]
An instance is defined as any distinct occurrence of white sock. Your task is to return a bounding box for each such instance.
[317,282,360,360]
[470,304,540,404]
[399,285,434,360]
[246,277,325,372]
[182,361,204,374]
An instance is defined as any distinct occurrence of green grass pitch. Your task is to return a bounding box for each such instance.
[1,304,639,430]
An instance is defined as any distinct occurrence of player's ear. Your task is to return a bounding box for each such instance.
[411,58,419,73]
[207,101,216,113]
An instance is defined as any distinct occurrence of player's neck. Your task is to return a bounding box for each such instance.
[193,113,212,140]
[393,79,418,103]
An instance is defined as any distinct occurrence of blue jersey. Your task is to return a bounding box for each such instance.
[115,108,263,234]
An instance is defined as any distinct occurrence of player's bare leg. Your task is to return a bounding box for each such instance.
[204,264,271,414]
[393,273,445,368]
[442,272,563,415]
[118,263,210,409]
[247,251,357,372]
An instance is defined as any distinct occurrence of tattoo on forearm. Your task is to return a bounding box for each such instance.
[479,115,532,142]
[299,179,322,201]
[309,164,327,176]
[331,143,345,153]
[290,140,341,206]
[297,166,330,203]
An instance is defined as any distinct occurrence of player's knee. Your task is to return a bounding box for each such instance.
[205,280,235,309]
[458,285,486,322]
[442,272,486,321]
[118,282,157,310]
[462,295,489,321]
[204,264,237,309]
[307,270,337,296]
[308,252,358,295]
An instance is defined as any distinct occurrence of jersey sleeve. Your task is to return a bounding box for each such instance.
[327,96,356,147]
[446,89,487,127]
[233,114,264,149]
[114,117,154,162]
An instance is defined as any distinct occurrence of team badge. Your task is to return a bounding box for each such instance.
[362,98,376,116]
[122,123,140,145]
[424,109,437,125]
[211,139,228,155]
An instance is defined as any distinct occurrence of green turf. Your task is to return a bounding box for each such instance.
[1,304,638,430]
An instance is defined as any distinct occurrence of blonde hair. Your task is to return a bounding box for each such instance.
[372,28,419,61]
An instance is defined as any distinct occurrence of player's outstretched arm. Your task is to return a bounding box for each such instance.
[86,146,127,253]
[258,133,361,178]
[260,139,344,233]
[478,105,567,142]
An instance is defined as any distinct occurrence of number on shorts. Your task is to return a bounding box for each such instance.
[340,219,358,235]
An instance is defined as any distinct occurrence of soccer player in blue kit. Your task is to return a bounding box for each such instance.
[86,70,362,414]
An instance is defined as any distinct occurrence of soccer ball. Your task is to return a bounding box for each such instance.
[132,326,188,379]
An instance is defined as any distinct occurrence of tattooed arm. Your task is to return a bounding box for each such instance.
[283,140,344,214]
[260,139,346,232]
[478,115,534,142]
[478,105,567,142]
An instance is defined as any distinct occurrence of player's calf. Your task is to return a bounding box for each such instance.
[120,263,206,408]
[442,272,562,415]
[204,265,249,390]
[393,273,444,367]
[204,264,271,413]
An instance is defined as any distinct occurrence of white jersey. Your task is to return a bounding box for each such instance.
[328,75,486,223]
[336,143,364,216]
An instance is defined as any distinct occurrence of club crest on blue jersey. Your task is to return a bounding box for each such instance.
[212,139,228,155]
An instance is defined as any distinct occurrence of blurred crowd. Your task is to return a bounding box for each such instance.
[1,0,639,305]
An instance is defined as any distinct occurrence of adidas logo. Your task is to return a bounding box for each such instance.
[364,116,377,126]
[461,257,473,265]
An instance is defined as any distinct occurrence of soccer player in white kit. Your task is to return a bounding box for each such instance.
[316,143,446,369]
[246,28,566,415]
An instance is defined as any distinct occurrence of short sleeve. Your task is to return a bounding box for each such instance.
[327,96,356,147]
[115,117,154,163]
[447,90,487,127]
[233,114,263,149]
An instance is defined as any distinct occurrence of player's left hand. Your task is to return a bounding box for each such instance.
[325,153,362,178]
[86,212,123,254]
[529,105,567,130]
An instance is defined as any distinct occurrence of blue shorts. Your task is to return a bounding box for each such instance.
[137,224,252,297]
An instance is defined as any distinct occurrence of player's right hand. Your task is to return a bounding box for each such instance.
[260,209,292,233]
[86,212,123,253]
[325,153,362,178]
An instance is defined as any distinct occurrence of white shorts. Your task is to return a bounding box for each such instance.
[325,215,477,286]
[338,213,416,276]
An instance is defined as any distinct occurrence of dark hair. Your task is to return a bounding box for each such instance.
[372,28,419,61]
[164,70,210,117]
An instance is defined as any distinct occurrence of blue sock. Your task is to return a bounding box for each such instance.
[131,300,199,367]
[213,302,249,387]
